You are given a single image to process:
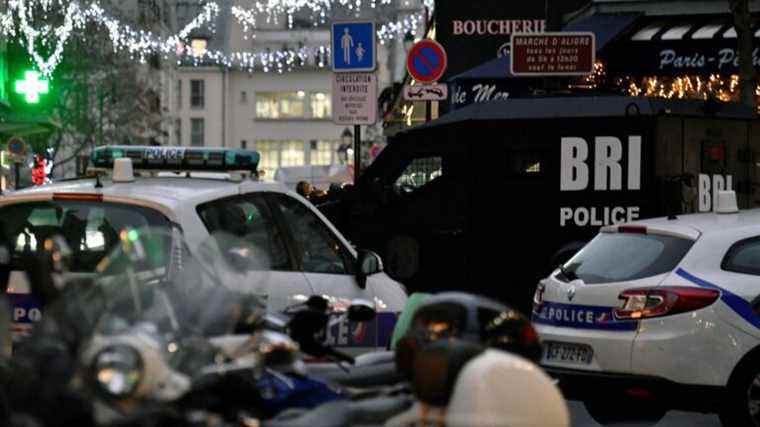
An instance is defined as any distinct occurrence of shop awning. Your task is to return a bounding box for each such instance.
[563,13,641,52]
[0,113,58,138]
[603,14,760,76]
[449,13,641,82]
[446,13,641,110]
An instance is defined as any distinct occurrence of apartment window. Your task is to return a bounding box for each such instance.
[175,80,182,110]
[255,91,306,119]
[241,140,247,149]
[191,118,204,146]
[241,91,248,104]
[310,140,339,166]
[256,140,281,173]
[281,140,306,166]
[175,118,182,145]
[190,38,208,57]
[191,80,205,108]
[310,92,331,119]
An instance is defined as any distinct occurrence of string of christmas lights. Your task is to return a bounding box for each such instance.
[231,4,423,44]
[575,60,760,112]
[1,0,429,77]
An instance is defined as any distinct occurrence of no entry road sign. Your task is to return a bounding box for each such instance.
[406,39,448,83]
[7,137,27,158]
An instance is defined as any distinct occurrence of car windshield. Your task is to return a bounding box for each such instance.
[561,231,694,284]
[0,201,171,272]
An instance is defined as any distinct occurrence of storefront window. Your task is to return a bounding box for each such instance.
[256,91,306,119]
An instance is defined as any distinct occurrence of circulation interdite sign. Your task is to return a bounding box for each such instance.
[511,32,595,76]
[332,72,378,125]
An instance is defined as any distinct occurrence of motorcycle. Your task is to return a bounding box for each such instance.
[265,292,571,427]
[3,226,394,427]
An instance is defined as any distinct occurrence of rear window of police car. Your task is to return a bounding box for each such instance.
[560,232,694,284]
[0,201,170,272]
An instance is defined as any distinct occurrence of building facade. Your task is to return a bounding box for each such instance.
[169,1,421,182]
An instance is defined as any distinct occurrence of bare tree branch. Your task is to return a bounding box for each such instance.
[729,0,757,109]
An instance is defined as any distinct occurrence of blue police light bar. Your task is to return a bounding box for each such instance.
[90,146,260,172]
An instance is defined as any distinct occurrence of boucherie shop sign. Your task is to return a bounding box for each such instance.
[435,0,548,81]
[452,19,547,37]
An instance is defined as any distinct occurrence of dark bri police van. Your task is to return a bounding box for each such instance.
[318,96,760,313]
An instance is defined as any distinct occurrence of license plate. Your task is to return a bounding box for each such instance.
[543,342,593,365]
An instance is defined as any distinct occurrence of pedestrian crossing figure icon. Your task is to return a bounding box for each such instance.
[342,28,353,64]
[332,21,376,72]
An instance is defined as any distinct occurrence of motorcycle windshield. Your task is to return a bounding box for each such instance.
[22,227,267,378]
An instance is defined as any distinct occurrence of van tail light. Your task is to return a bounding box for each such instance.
[614,287,720,320]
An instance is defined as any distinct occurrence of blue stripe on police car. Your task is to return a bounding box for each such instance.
[533,301,638,331]
[676,268,760,329]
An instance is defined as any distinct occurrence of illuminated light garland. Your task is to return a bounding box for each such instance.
[231,3,423,43]
[573,60,760,112]
[1,0,430,77]
[618,74,760,111]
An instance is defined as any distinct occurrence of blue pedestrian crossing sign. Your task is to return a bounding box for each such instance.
[332,21,376,72]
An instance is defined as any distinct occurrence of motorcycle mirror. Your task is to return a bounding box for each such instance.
[347,298,376,323]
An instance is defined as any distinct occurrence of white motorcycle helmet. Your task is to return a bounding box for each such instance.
[445,349,569,427]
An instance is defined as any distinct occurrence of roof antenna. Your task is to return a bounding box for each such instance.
[94,173,103,189]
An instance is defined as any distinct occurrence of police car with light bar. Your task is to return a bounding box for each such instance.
[0,146,407,350]
[533,190,760,425]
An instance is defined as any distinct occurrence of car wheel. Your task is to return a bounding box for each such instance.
[584,397,666,425]
[719,360,760,426]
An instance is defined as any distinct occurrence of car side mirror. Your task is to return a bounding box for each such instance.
[347,298,376,323]
[356,249,383,289]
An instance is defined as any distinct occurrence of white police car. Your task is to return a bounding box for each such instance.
[1,146,407,350]
[533,191,760,425]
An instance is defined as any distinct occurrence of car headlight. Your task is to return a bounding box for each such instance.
[92,345,143,398]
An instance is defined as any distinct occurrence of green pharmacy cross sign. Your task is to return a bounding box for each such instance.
[14,70,49,104]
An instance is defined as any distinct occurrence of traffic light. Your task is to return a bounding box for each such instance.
[31,154,47,186]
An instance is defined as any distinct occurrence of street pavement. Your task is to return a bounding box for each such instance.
[568,400,720,426]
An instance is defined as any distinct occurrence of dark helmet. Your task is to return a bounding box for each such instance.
[395,292,542,380]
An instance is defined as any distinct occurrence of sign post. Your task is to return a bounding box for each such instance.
[405,39,448,122]
[331,20,377,183]
[510,32,595,76]
[6,136,27,190]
